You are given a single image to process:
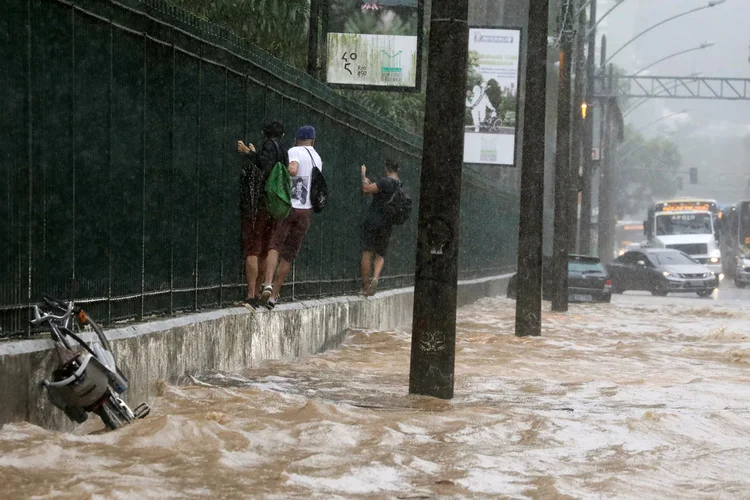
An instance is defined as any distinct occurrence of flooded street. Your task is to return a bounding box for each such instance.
[3,292,750,499]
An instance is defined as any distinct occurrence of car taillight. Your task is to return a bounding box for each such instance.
[605,279,612,287]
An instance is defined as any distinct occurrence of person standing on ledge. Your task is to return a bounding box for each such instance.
[360,159,401,296]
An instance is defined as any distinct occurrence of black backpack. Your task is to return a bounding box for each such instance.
[383,181,412,225]
[304,148,328,213]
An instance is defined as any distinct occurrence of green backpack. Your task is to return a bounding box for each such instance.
[265,160,292,220]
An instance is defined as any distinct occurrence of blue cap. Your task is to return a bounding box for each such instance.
[296,125,316,140]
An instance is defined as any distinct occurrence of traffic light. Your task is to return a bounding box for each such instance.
[689,167,698,184]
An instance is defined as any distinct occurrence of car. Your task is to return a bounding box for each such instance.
[606,248,719,297]
[733,253,750,288]
[506,255,612,303]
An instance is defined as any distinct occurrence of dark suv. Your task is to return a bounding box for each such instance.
[506,255,612,303]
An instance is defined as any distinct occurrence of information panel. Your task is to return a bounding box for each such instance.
[325,0,423,90]
[463,27,522,166]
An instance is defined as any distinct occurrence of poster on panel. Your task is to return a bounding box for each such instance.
[464,27,522,166]
[325,0,423,90]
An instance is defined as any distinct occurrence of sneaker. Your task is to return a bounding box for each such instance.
[259,285,273,304]
[244,297,260,310]
[265,298,277,310]
[367,278,379,296]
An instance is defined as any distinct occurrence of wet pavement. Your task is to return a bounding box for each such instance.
[2,282,750,499]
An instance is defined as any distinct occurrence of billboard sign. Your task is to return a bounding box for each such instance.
[325,0,423,90]
[463,27,522,166]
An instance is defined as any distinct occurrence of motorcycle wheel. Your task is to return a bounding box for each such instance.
[95,394,134,431]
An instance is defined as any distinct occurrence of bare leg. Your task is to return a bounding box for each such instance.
[373,254,385,280]
[245,255,258,299]
[272,259,292,300]
[361,251,373,293]
[264,250,279,287]
[256,258,266,297]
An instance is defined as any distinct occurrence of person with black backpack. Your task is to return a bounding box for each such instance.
[237,120,288,309]
[360,159,411,296]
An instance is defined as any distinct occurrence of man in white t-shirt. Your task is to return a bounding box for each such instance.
[260,125,322,308]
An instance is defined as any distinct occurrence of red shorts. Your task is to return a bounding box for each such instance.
[268,208,312,262]
[242,208,273,258]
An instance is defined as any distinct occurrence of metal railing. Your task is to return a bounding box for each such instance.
[0,0,519,338]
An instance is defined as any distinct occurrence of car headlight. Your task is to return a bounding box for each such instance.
[710,257,720,263]
[662,271,671,277]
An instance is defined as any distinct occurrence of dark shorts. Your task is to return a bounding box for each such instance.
[361,221,393,257]
[242,208,273,258]
[268,208,312,262]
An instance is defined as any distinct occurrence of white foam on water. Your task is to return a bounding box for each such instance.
[285,464,407,494]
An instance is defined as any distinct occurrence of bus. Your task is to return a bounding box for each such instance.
[719,201,750,286]
[644,198,722,275]
[615,220,645,256]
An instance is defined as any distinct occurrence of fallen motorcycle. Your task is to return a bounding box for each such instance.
[31,294,149,430]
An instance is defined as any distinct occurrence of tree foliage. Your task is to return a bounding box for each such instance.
[170,0,428,134]
[614,127,681,219]
[167,0,311,69]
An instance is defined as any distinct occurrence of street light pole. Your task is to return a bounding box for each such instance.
[570,3,587,252]
[604,0,727,66]
[514,0,550,337]
[579,0,598,255]
[618,110,689,156]
[584,0,625,37]
[633,42,715,77]
[551,0,575,312]
[409,0,470,399]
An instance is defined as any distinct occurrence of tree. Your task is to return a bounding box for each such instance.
[171,0,428,135]
[167,0,311,69]
[614,127,681,219]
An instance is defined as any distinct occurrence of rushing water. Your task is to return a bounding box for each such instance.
[3,295,750,499]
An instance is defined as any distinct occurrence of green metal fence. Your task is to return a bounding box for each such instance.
[0,0,519,338]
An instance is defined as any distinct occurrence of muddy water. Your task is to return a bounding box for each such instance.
[3,296,750,499]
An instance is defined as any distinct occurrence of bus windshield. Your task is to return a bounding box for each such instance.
[656,213,712,236]
[615,224,643,247]
[740,203,750,251]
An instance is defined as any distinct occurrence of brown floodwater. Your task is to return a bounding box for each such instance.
[2,295,750,499]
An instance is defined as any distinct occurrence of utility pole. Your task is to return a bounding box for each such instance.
[514,0,550,337]
[307,0,321,77]
[409,0,469,399]
[570,1,586,253]
[551,0,574,312]
[597,64,614,263]
[580,0,597,256]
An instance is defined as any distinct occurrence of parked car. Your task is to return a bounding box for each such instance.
[606,248,719,297]
[506,255,612,303]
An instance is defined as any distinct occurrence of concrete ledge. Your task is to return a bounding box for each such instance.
[0,274,512,430]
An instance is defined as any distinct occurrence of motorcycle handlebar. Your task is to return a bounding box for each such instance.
[41,293,70,312]
[31,294,76,326]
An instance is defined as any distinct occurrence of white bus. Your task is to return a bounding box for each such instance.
[644,198,722,275]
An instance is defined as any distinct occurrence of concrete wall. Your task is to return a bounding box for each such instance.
[0,275,511,431]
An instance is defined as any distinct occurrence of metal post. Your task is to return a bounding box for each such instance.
[551,0,573,312]
[597,64,613,263]
[514,0,550,337]
[570,1,586,253]
[307,0,321,77]
[408,0,469,399]
[580,0,597,255]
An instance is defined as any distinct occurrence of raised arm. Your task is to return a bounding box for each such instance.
[361,164,379,194]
